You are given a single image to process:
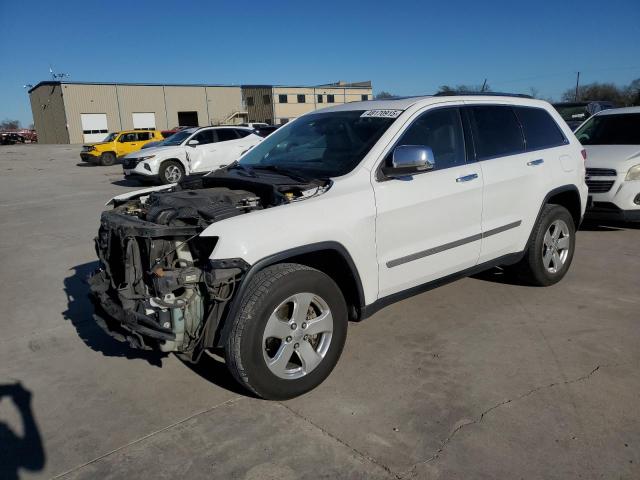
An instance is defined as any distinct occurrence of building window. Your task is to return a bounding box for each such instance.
[297,94,306,103]
[246,96,254,106]
[263,94,271,104]
[317,94,323,103]
[278,94,288,103]
[361,94,369,101]
[327,94,335,103]
[280,118,289,125]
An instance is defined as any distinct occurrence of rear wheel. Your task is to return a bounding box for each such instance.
[100,152,116,166]
[225,263,348,400]
[159,160,184,184]
[514,204,575,286]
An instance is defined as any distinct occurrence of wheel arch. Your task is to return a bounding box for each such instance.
[211,241,366,348]
[544,184,582,228]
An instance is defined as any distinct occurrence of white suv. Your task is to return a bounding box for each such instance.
[122,126,262,184]
[576,107,640,222]
[90,94,588,399]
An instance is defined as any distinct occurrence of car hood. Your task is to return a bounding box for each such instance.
[584,145,640,172]
[123,144,185,158]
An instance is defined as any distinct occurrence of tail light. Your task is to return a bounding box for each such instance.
[581,149,587,161]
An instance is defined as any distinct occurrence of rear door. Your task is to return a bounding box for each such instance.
[467,104,559,262]
[374,106,484,297]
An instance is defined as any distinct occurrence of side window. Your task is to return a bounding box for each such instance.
[278,94,288,103]
[119,133,136,142]
[137,132,151,141]
[215,129,239,142]
[193,129,215,145]
[234,129,251,138]
[514,107,566,150]
[469,106,524,159]
[297,94,306,103]
[327,94,335,103]
[396,108,466,170]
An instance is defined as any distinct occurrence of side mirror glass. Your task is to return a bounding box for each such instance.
[187,139,199,146]
[383,145,435,177]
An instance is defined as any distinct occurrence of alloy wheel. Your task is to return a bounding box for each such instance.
[262,292,333,379]
[542,219,570,274]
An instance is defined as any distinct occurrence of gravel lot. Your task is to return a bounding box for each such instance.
[1,144,638,479]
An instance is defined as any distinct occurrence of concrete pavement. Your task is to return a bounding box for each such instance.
[0,144,638,479]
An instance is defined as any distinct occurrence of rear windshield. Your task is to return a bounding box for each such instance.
[575,113,640,145]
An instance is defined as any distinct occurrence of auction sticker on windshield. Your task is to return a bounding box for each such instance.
[360,110,403,118]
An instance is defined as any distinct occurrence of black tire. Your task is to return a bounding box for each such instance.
[225,263,348,400]
[159,160,184,184]
[100,152,116,166]
[514,204,576,286]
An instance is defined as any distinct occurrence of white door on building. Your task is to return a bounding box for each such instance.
[132,112,156,130]
[81,113,109,143]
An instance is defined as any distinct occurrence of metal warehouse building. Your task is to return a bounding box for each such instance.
[28,80,373,144]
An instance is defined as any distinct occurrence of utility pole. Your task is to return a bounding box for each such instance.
[481,78,487,92]
[574,72,580,101]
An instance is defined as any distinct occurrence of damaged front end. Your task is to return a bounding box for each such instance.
[89,173,327,361]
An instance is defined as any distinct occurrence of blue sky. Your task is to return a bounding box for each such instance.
[1,0,639,126]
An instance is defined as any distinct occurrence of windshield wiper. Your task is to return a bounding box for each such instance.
[251,164,312,182]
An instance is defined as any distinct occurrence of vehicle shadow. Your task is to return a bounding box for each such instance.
[471,266,533,286]
[178,351,256,397]
[579,220,639,231]
[62,262,165,367]
[0,383,45,480]
[111,179,143,187]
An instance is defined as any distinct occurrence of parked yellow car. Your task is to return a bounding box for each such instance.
[80,130,164,166]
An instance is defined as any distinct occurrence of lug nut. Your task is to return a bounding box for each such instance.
[290,323,297,330]
[301,322,307,329]
[303,334,308,341]
[294,343,299,349]
[286,336,292,342]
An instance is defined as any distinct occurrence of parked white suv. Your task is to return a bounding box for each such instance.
[90,94,587,399]
[576,107,640,222]
[122,126,262,184]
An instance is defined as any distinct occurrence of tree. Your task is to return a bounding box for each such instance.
[0,119,20,131]
[375,91,397,99]
[437,83,491,94]
[560,78,640,105]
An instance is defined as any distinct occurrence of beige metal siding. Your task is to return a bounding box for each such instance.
[163,86,208,127]
[243,87,274,124]
[206,86,245,125]
[272,86,373,123]
[29,84,69,144]
[116,85,167,131]
[62,84,121,144]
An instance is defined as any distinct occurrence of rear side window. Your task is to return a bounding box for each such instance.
[234,129,252,138]
[470,106,524,159]
[215,129,239,142]
[515,107,566,150]
[137,132,152,141]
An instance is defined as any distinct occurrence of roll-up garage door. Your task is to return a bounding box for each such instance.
[81,114,109,143]
[132,112,156,130]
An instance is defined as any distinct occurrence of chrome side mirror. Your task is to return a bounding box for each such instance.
[384,145,435,177]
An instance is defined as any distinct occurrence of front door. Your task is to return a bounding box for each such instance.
[374,107,484,298]
[115,132,139,157]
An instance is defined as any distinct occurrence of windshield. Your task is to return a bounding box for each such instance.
[162,129,196,146]
[575,113,640,145]
[238,110,398,178]
[102,132,118,142]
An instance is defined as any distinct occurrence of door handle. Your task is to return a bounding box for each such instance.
[527,159,544,166]
[456,173,478,183]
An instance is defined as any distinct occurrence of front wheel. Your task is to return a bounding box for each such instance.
[159,160,184,184]
[225,263,348,400]
[514,204,576,286]
[100,152,116,166]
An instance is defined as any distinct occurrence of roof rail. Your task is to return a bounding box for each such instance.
[434,91,533,99]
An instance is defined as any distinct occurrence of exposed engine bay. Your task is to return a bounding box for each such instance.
[89,172,329,360]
